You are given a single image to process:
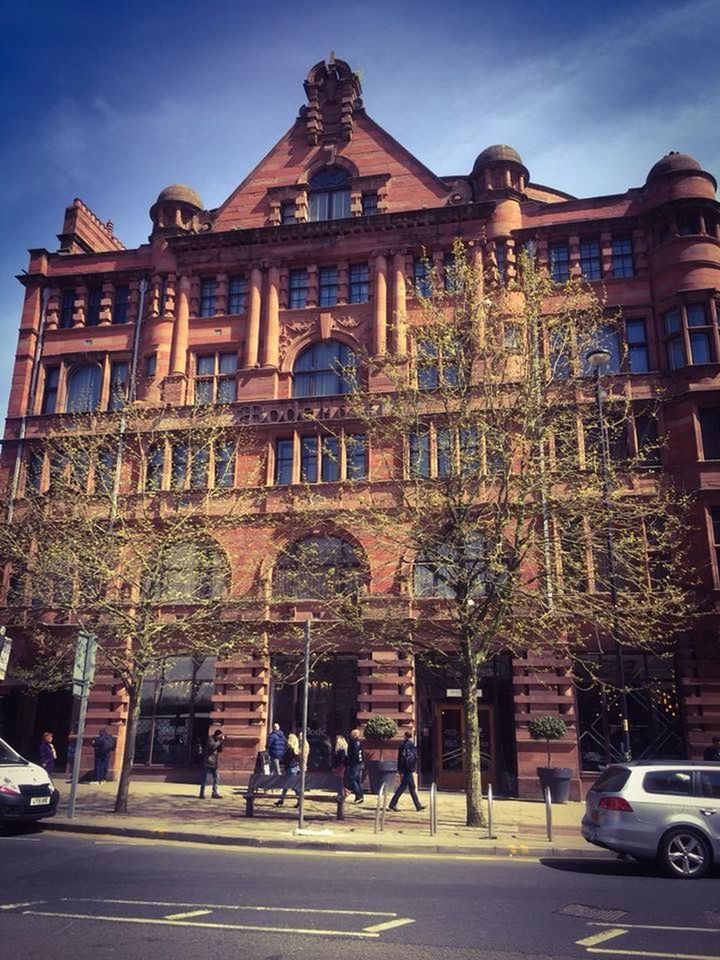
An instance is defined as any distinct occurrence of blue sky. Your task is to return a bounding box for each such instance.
[1,0,718,418]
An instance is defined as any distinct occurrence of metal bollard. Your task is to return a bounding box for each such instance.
[545,785,553,842]
[487,783,495,839]
[374,783,387,834]
[429,782,437,836]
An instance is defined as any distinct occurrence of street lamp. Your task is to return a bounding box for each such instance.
[585,347,632,762]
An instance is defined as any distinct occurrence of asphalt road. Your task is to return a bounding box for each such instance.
[1,827,719,960]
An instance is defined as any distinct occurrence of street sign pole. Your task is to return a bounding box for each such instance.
[67,630,97,819]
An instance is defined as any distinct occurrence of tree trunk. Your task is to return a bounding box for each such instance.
[114,681,142,814]
[462,652,485,827]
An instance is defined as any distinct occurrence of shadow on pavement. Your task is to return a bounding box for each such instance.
[539,856,665,878]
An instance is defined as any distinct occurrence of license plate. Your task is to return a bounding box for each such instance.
[29,796,50,806]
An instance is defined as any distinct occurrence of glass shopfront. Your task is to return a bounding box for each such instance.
[134,656,216,766]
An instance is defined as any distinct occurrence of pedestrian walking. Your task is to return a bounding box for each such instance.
[266,722,287,774]
[39,731,57,774]
[703,735,720,761]
[92,727,116,784]
[199,728,225,798]
[388,731,425,812]
[275,732,301,806]
[347,727,364,803]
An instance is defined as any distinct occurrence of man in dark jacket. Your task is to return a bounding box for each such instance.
[388,731,425,812]
[347,727,364,803]
[704,736,720,761]
[199,728,225,798]
[92,727,116,784]
[266,723,287,774]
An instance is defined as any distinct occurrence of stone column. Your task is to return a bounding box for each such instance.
[392,251,407,356]
[263,265,280,367]
[373,253,388,356]
[245,266,263,367]
[169,275,191,375]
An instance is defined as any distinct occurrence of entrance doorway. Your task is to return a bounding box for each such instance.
[433,703,496,791]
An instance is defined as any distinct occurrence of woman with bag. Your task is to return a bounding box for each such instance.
[274,733,301,807]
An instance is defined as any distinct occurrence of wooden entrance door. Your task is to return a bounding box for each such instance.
[434,702,496,791]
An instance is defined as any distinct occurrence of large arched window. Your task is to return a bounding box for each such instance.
[293,340,356,398]
[273,535,364,601]
[308,167,351,222]
[66,364,102,413]
[144,539,230,603]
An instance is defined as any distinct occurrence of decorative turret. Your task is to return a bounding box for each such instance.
[149,183,206,238]
[471,144,529,198]
[645,151,716,202]
[301,54,363,145]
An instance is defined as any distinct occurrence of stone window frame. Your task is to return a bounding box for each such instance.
[271,430,367,486]
[267,170,390,226]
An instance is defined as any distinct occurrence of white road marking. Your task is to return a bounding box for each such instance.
[585,949,720,960]
[576,928,628,947]
[22,910,381,938]
[0,902,42,910]
[363,918,416,934]
[589,921,720,934]
[60,897,396,917]
[163,909,212,920]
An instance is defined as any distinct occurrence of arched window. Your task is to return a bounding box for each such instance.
[308,167,351,222]
[293,340,356,398]
[145,539,229,603]
[273,535,364,601]
[66,364,102,413]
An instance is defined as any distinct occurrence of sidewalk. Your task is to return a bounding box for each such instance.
[43,778,607,859]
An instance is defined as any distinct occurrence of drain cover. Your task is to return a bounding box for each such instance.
[558,903,628,922]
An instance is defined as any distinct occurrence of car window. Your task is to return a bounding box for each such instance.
[698,771,720,799]
[0,738,25,764]
[643,770,693,796]
[591,767,631,792]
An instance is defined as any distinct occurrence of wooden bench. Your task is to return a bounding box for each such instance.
[244,772,345,820]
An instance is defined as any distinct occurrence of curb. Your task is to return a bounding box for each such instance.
[42,819,609,860]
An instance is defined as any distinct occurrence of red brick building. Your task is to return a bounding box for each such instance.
[1,57,719,797]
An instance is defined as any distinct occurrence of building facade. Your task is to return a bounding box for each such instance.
[2,57,720,798]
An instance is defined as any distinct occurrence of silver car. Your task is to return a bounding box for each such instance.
[582,761,720,878]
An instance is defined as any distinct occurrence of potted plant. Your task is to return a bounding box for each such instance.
[528,714,572,803]
[363,715,399,794]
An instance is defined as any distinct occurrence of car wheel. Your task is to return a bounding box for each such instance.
[659,827,712,879]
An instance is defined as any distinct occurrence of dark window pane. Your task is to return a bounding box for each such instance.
[146,446,164,490]
[191,447,209,489]
[215,442,235,488]
[289,269,308,309]
[642,770,693,796]
[109,361,129,412]
[410,432,430,477]
[280,201,296,224]
[300,436,317,482]
[362,192,378,215]
[346,434,367,480]
[228,276,248,314]
[41,367,60,415]
[86,288,102,326]
[580,239,601,281]
[413,259,430,297]
[687,303,707,327]
[667,337,685,371]
[60,290,75,328]
[275,439,293,485]
[699,408,720,459]
[195,380,213,405]
[612,238,634,278]
[349,263,369,303]
[66,365,102,413]
[171,444,188,489]
[113,285,129,324]
[635,415,660,466]
[549,243,569,282]
[145,354,157,378]
[318,266,338,307]
[626,319,650,373]
[293,341,356,398]
[321,436,340,482]
[217,378,235,404]
[690,331,712,364]
[200,279,217,317]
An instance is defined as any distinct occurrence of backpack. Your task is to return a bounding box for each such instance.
[401,740,418,773]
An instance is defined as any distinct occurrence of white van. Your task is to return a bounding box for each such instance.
[0,736,60,824]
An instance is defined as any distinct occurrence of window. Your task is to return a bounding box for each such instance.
[308,167,351,222]
[549,243,570,282]
[413,259,431,297]
[273,535,363,601]
[152,541,228,603]
[664,308,684,370]
[583,325,621,376]
[274,433,366,485]
[66,364,102,413]
[698,770,720,799]
[215,442,235,488]
[228,275,248,314]
[417,338,463,390]
[414,534,490,599]
[60,290,75,329]
[26,448,44,493]
[190,446,209,489]
[361,192,378,216]
[687,303,713,364]
[495,245,506,283]
[171,443,188,489]
[409,431,430,478]
[280,201,296,224]
[199,279,217,317]
[41,367,60,415]
[86,288,102,326]
[113,285,129,324]
[612,237,634,278]
[109,361,129,411]
[318,266,338,307]
[710,507,720,580]
[635,414,660,466]
[195,353,237,405]
[643,770,693,796]
[145,445,164,490]
[580,239,601,281]
[94,446,116,496]
[349,263,369,303]
[293,340,356,398]
[626,319,650,373]
[699,408,720,460]
[289,269,308,309]
[145,354,157,378]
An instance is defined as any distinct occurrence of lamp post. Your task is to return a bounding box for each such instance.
[298,617,311,830]
[586,347,632,762]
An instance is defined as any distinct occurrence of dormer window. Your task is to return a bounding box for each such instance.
[308,167,351,222]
